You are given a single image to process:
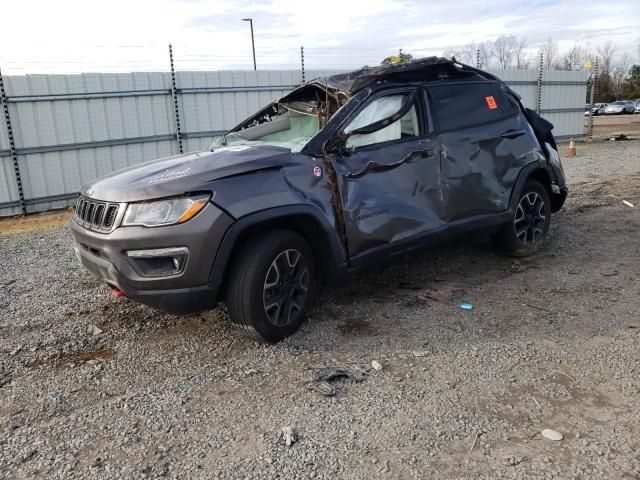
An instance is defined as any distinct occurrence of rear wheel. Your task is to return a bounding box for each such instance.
[226,230,316,343]
[493,180,551,257]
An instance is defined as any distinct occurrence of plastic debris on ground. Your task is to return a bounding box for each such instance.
[458,303,473,311]
[541,428,564,441]
[282,426,297,446]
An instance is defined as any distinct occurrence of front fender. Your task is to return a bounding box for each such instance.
[208,205,347,300]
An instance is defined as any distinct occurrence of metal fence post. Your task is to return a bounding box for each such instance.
[168,44,184,154]
[300,46,305,84]
[536,52,544,115]
[588,57,599,138]
[0,68,26,215]
[476,49,480,68]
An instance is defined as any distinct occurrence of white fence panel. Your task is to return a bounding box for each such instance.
[0,68,587,217]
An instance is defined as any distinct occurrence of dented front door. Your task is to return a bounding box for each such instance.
[330,89,445,260]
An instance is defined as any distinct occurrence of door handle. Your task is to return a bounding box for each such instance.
[501,129,525,139]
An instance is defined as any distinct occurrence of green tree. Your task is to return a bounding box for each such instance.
[621,65,640,99]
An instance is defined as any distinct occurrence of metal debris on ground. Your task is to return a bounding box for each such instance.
[541,429,564,441]
[304,365,368,396]
[282,426,297,447]
[9,345,22,356]
[600,270,619,277]
[609,134,630,141]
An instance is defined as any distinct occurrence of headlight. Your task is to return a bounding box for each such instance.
[122,194,210,227]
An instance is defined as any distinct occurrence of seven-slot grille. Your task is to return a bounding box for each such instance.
[75,196,121,232]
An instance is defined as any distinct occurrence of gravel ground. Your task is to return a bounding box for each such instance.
[1,140,639,479]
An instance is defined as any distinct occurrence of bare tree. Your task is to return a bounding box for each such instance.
[617,52,632,77]
[493,35,517,69]
[539,37,558,70]
[561,45,588,70]
[515,37,529,69]
[460,43,480,65]
[477,40,493,69]
[611,52,632,98]
[597,41,617,74]
[442,46,475,64]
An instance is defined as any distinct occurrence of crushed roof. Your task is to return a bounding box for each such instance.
[313,56,496,94]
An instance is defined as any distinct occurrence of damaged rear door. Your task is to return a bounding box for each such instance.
[427,81,540,222]
[329,87,445,264]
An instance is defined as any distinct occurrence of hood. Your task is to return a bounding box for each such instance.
[82,145,294,202]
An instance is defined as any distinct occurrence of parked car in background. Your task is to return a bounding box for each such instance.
[635,101,640,114]
[70,57,568,343]
[584,103,607,116]
[603,101,635,115]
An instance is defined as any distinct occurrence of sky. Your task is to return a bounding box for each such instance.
[0,0,638,74]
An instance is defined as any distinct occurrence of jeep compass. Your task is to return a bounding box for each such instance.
[70,57,568,343]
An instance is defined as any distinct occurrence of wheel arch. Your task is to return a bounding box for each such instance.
[209,205,347,301]
[511,163,564,213]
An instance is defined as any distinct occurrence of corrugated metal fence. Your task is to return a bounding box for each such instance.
[0,68,587,217]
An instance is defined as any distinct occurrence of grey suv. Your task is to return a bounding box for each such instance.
[70,57,567,343]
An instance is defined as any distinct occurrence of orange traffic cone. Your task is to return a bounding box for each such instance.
[567,138,576,157]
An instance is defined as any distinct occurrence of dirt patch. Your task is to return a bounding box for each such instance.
[0,209,72,235]
[336,317,377,336]
[29,348,116,367]
[586,114,640,141]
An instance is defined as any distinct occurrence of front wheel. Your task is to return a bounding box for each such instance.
[493,180,551,257]
[226,229,316,343]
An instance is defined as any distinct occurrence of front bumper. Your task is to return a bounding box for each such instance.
[70,202,234,314]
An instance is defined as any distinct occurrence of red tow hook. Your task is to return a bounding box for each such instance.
[109,285,126,298]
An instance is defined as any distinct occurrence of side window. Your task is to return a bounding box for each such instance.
[429,83,517,132]
[345,93,419,149]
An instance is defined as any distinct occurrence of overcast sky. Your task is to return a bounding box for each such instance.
[1,0,638,74]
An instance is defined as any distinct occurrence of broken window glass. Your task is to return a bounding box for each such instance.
[345,94,418,149]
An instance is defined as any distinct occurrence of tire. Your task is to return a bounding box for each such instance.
[226,229,316,343]
[493,180,551,257]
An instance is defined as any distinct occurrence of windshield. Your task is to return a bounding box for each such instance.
[611,101,625,105]
[211,84,348,153]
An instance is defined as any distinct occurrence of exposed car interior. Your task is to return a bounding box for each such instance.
[212,83,347,152]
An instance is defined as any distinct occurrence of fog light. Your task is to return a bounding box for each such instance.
[126,247,188,277]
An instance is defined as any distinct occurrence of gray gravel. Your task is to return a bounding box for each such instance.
[1,140,639,479]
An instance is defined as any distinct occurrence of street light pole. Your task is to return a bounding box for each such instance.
[242,18,256,70]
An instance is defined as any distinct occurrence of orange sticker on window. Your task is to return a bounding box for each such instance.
[486,96,497,109]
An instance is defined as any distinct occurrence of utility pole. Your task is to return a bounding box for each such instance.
[242,18,257,70]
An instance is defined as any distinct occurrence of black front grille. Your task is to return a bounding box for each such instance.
[103,205,118,228]
[74,196,121,232]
